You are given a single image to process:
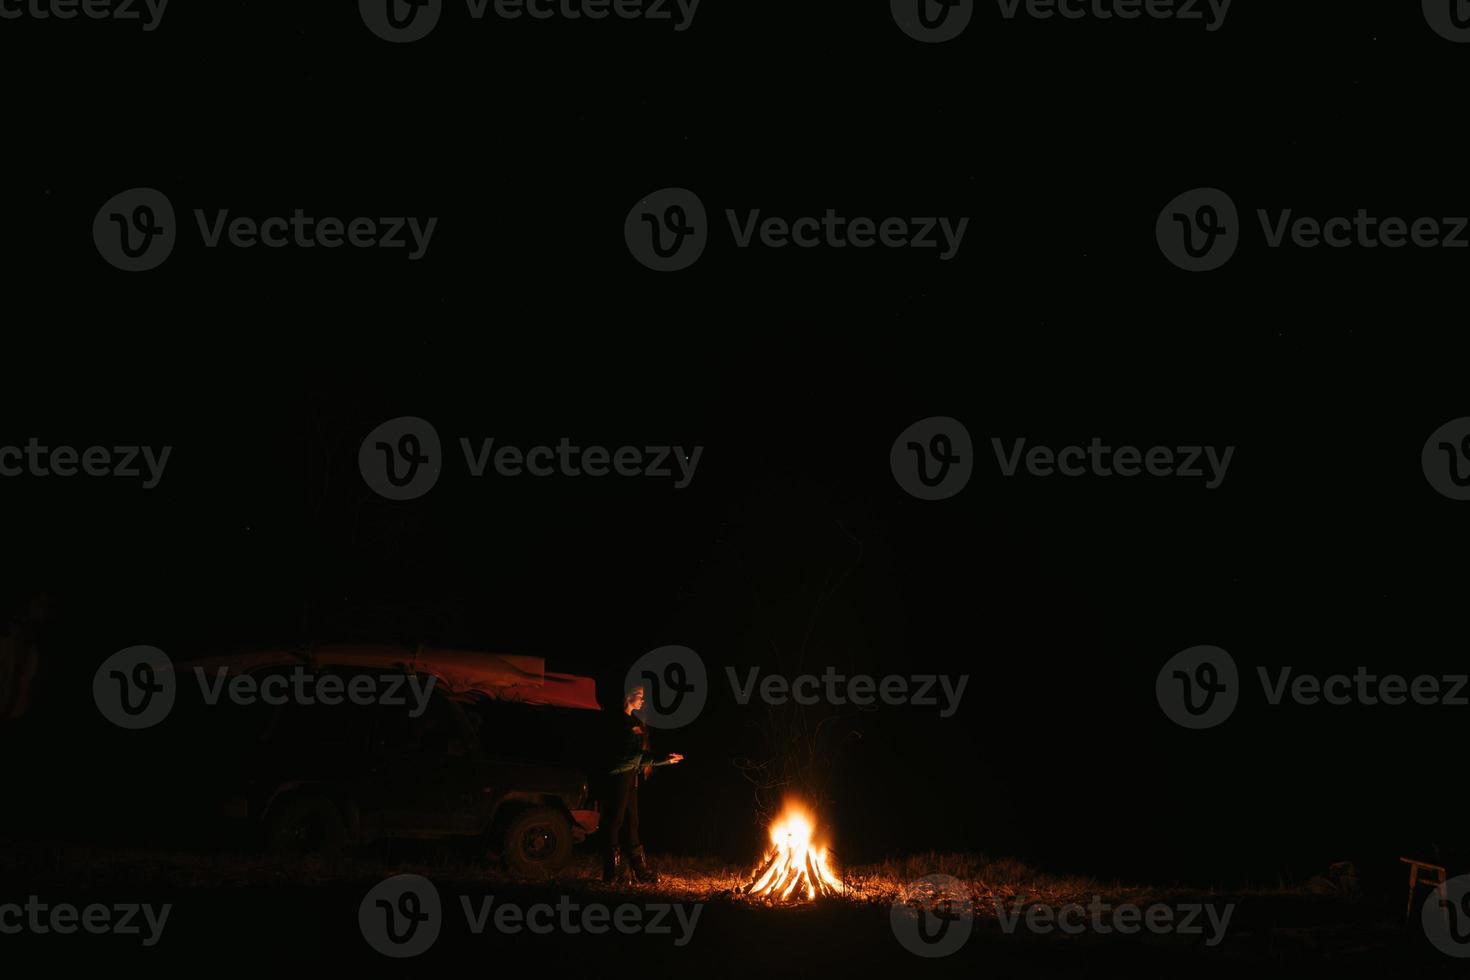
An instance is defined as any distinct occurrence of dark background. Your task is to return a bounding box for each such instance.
[2,0,1467,925]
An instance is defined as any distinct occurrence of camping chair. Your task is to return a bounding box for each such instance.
[1401,856,1449,926]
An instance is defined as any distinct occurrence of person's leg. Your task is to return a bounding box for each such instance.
[624,778,640,849]
[601,772,633,882]
[603,774,629,844]
[625,779,659,882]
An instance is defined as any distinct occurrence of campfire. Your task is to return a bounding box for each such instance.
[741,801,843,903]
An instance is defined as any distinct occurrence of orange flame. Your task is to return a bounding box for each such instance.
[742,801,842,902]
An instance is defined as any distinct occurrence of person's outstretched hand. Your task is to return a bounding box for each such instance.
[666,753,685,764]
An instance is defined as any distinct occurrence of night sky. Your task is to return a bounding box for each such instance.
[3,0,1468,920]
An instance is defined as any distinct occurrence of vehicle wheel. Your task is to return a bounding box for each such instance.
[263,793,346,856]
[501,806,572,876]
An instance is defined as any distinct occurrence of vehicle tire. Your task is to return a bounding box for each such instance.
[501,806,573,876]
[263,793,346,856]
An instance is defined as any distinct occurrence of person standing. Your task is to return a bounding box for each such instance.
[601,683,683,883]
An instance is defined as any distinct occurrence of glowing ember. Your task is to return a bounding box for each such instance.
[742,801,843,902]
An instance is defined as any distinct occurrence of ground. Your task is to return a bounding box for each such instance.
[0,840,1456,976]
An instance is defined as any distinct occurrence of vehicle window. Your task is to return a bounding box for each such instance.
[374,687,464,757]
[261,669,374,749]
[470,699,600,767]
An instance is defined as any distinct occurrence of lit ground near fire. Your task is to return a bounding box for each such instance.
[0,841,1454,976]
[0,841,1235,908]
[8,843,1350,906]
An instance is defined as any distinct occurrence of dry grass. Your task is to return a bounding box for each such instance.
[0,839,1310,914]
[530,850,1262,913]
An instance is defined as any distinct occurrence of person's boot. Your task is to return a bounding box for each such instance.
[602,846,626,883]
[628,845,659,884]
